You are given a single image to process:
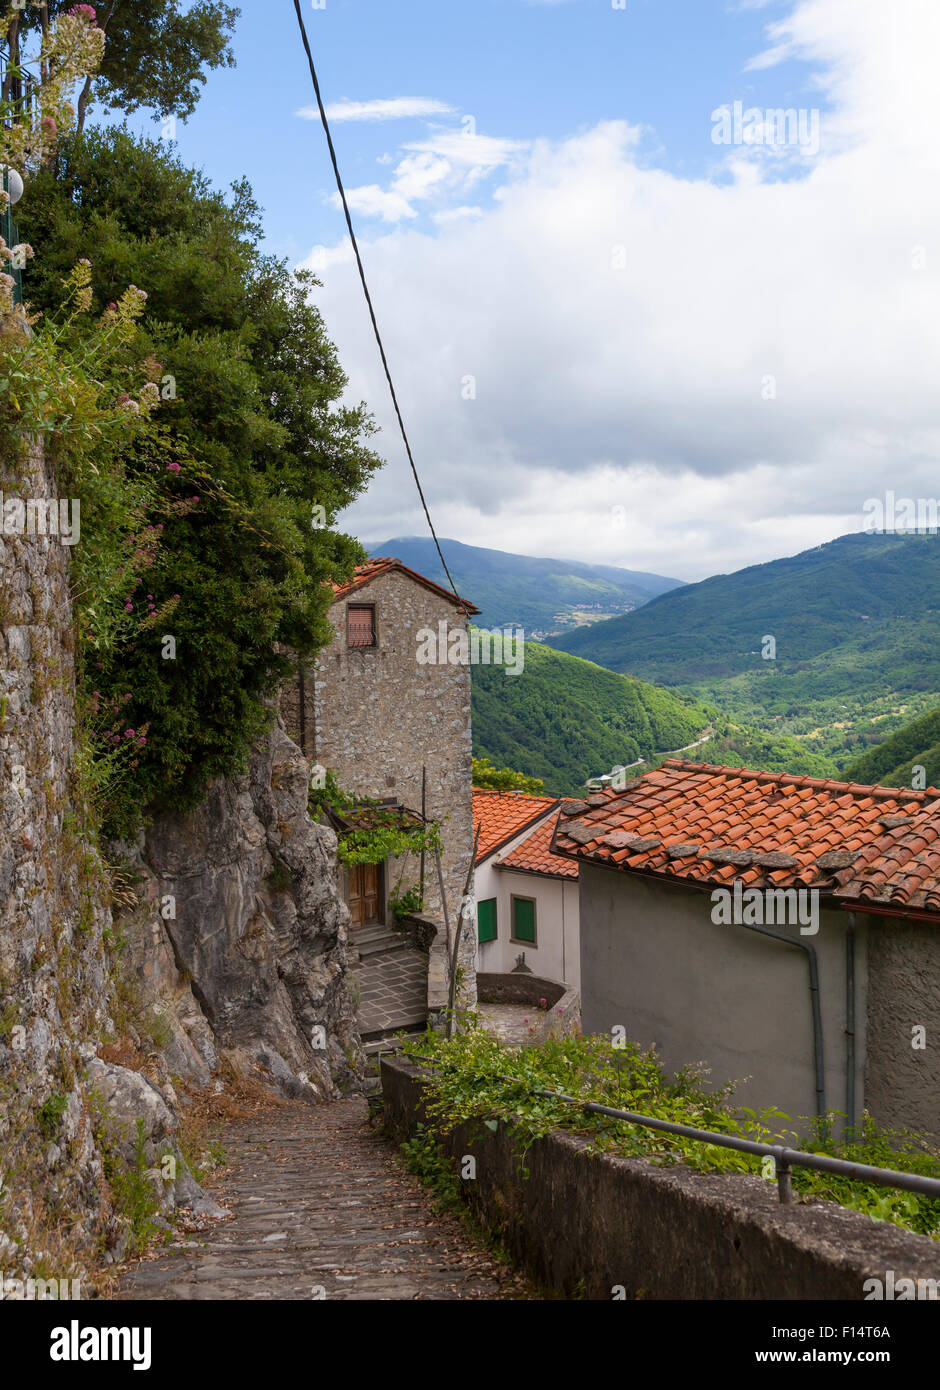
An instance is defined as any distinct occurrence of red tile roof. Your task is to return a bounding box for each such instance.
[473,788,560,864]
[331,557,479,614]
[551,759,940,918]
[497,811,579,880]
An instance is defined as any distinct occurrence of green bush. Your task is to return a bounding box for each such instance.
[18,128,383,833]
[404,1027,940,1239]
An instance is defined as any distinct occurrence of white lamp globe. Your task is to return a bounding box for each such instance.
[1,168,24,205]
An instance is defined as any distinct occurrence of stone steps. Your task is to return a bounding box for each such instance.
[356,937,408,959]
[350,926,409,959]
[361,1017,427,1054]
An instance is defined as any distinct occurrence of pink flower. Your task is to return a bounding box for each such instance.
[166,462,181,473]
[69,4,97,18]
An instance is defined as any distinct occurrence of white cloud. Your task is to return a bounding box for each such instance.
[301,0,940,580]
[300,97,454,123]
[328,185,417,223]
[335,130,527,223]
[432,205,484,226]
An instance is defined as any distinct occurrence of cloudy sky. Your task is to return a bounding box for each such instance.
[142,0,940,582]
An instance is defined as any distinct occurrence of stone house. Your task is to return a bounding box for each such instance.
[552,759,940,1142]
[473,788,581,990]
[279,556,479,983]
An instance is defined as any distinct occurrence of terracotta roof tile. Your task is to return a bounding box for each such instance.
[331,557,479,613]
[472,788,560,864]
[550,758,940,919]
[496,812,579,880]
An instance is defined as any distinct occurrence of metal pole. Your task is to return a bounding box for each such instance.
[419,765,426,906]
[776,1156,794,1204]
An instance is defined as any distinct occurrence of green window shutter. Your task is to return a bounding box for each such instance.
[512,897,536,943]
[478,898,498,944]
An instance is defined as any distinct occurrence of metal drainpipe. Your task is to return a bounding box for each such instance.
[846,912,857,1135]
[739,920,826,1119]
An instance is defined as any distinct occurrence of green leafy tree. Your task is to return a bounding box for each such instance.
[4,2,239,132]
[19,128,383,827]
[471,757,545,795]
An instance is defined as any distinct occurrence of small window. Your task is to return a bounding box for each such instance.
[347,604,375,648]
[511,896,536,945]
[477,897,497,944]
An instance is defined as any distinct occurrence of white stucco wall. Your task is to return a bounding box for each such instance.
[475,823,580,989]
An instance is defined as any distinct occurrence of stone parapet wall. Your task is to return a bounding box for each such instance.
[381,1057,940,1300]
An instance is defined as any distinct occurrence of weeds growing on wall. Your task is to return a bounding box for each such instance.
[403,1025,940,1240]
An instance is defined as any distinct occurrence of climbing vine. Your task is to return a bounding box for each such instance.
[310,769,442,866]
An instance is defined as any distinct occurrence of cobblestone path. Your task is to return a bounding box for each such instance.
[117,1097,529,1301]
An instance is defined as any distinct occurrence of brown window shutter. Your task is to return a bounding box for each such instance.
[347,605,374,648]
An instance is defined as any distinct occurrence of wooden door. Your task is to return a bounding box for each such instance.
[348,862,382,927]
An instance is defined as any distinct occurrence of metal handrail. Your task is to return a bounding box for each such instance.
[401,1051,940,1206]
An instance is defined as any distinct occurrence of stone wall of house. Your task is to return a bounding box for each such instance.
[301,570,477,999]
[277,647,317,759]
[864,913,940,1142]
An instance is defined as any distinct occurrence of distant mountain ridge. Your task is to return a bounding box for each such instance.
[546,531,940,685]
[367,536,681,635]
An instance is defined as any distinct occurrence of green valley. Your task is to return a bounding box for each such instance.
[470,640,709,795]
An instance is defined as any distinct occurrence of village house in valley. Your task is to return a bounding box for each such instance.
[473,788,581,991]
[553,759,940,1142]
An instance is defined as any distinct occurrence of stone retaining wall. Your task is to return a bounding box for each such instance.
[381,1056,940,1300]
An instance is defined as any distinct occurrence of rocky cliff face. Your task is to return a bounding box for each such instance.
[121,721,364,1102]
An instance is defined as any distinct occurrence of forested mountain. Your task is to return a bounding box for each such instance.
[370,536,680,636]
[547,531,940,685]
[470,640,709,794]
[845,707,940,790]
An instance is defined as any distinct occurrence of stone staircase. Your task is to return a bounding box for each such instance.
[349,923,429,1067]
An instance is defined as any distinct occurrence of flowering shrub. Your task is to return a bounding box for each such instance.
[0,4,103,182]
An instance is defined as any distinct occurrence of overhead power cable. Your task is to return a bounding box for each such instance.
[291,0,464,606]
